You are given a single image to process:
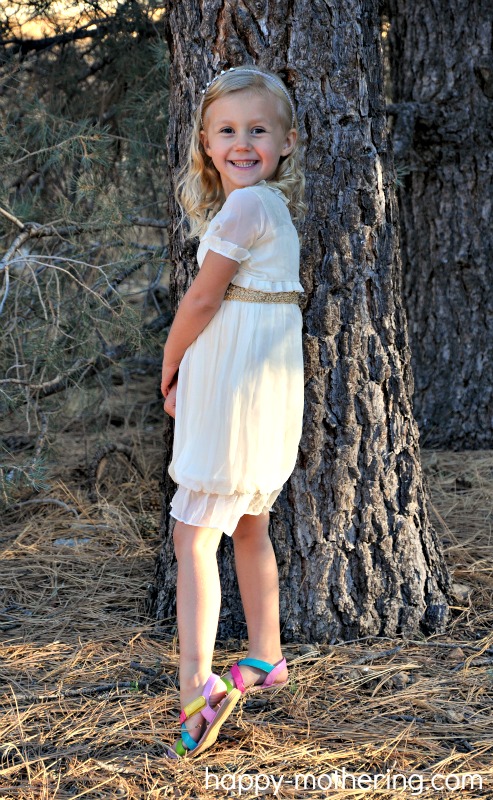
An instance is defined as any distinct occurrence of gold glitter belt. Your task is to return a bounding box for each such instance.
[223,284,302,305]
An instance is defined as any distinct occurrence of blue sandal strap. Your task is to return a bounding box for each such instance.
[237,657,275,673]
[180,723,199,752]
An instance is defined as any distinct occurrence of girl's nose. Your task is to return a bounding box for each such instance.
[233,133,252,149]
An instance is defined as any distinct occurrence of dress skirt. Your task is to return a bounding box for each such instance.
[168,297,304,537]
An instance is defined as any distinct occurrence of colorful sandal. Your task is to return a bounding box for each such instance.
[166,673,241,759]
[224,657,288,696]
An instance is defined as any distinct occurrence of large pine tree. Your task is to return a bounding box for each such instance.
[149,0,452,642]
[385,0,493,448]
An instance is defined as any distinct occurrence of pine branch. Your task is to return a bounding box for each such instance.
[0,22,109,56]
[1,219,167,255]
[0,207,24,230]
[36,344,132,399]
[100,260,155,301]
[0,347,129,399]
[6,136,108,168]
[0,10,160,58]
[126,216,168,228]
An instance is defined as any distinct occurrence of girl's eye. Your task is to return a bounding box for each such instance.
[219,127,266,134]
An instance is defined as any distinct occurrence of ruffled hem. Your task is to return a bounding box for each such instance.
[230,273,304,292]
[169,485,283,537]
[202,235,251,263]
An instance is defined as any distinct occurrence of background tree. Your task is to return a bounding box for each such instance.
[384,0,493,448]
[0,0,170,505]
[149,0,452,642]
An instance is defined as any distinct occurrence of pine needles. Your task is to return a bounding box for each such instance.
[0,429,492,799]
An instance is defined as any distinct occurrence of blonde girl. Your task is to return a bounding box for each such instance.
[161,64,306,758]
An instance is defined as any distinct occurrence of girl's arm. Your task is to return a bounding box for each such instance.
[161,249,240,397]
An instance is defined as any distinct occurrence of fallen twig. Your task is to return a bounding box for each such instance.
[451,656,493,672]
[6,498,80,517]
[6,679,159,704]
[353,646,403,665]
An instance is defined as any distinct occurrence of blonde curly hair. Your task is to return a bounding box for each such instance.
[173,65,307,241]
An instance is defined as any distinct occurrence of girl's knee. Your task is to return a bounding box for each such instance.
[173,521,221,559]
[233,511,270,542]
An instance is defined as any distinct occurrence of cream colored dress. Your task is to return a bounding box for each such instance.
[168,179,304,536]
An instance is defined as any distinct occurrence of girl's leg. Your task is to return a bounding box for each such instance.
[224,510,288,688]
[172,519,228,749]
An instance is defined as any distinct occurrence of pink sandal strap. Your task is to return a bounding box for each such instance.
[262,658,287,688]
[230,663,246,694]
[230,657,287,691]
[201,673,222,723]
[178,673,226,724]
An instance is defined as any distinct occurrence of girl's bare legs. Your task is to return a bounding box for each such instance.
[172,520,229,749]
[224,510,288,688]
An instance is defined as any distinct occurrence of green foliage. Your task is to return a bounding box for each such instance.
[0,0,171,509]
[0,458,51,508]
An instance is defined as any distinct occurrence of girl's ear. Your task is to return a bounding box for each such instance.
[281,128,297,156]
[200,129,210,154]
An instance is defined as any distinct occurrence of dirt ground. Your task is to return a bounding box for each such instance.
[1,373,492,799]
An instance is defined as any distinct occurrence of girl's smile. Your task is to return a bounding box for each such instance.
[200,90,297,197]
[230,160,258,168]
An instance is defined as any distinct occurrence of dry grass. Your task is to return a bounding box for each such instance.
[1,410,493,797]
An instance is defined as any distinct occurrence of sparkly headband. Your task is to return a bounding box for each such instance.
[199,67,296,128]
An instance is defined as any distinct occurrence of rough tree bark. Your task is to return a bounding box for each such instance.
[148,0,452,643]
[384,0,493,448]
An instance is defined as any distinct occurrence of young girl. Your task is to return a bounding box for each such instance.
[161,65,306,758]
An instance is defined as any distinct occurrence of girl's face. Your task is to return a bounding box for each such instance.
[200,89,297,198]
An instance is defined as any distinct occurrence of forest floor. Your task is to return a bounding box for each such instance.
[1,373,493,799]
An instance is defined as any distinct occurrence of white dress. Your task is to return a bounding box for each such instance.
[168,179,304,536]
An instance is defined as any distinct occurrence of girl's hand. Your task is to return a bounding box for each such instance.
[163,376,177,419]
[161,358,181,399]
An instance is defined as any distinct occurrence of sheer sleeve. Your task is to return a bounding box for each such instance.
[202,187,267,263]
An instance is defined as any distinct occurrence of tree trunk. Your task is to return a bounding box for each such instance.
[148,0,452,643]
[384,0,493,448]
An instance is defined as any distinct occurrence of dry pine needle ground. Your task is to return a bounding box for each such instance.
[1,426,493,798]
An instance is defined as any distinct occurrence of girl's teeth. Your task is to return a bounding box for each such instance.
[232,161,257,167]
